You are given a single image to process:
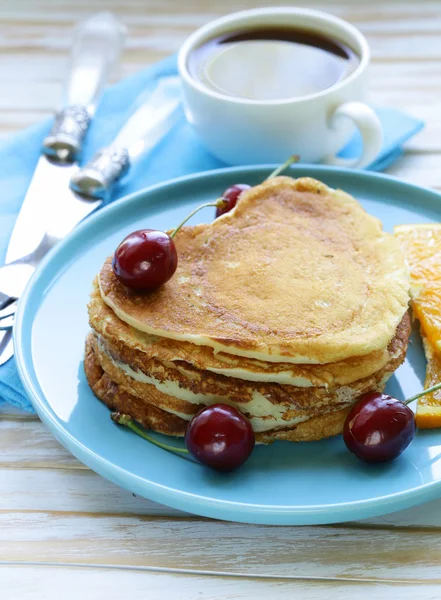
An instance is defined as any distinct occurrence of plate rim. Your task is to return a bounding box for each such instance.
[14,164,441,525]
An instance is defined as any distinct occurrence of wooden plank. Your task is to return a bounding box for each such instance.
[2,509,441,581]
[0,418,81,469]
[0,2,438,35]
[0,468,185,516]
[2,565,440,600]
[0,404,33,417]
[385,152,441,189]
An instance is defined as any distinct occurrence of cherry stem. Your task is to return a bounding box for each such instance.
[111,412,189,454]
[266,155,300,180]
[404,382,441,405]
[170,155,300,240]
[170,199,226,239]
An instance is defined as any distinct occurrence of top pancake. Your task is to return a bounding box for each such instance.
[99,176,410,364]
[89,282,393,387]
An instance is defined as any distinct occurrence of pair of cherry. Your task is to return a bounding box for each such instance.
[111,169,435,472]
[194,391,419,468]
[113,156,297,289]
[112,182,250,290]
[114,390,423,472]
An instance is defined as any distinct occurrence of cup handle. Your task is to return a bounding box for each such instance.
[324,101,383,169]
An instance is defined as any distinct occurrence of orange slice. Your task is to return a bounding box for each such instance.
[395,223,441,428]
[418,337,441,428]
[394,224,441,269]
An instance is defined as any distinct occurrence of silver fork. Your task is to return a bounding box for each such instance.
[0,293,17,364]
[0,299,17,331]
[0,246,47,364]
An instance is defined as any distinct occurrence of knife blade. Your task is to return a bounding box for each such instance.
[4,159,101,274]
[4,12,125,266]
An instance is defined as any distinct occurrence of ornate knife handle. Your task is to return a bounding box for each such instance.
[70,145,130,199]
[42,12,125,164]
[42,105,92,163]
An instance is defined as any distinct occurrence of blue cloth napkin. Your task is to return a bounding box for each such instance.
[0,55,424,413]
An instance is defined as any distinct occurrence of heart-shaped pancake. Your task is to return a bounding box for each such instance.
[99,176,409,364]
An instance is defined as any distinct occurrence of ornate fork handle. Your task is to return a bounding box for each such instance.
[70,145,130,199]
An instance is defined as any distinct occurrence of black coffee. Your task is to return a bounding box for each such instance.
[188,27,360,100]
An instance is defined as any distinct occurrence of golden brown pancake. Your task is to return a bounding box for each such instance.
[85,341,188,437]
[84,336,352,443]
[92,311,409,411]
[86,310,409,436]
[91,334,370,432]
[99,176,410,364]
[89,282,393,387]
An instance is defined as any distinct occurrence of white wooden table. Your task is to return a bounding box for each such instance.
[1,1,441,597]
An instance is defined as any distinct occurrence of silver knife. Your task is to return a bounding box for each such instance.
[4,12,125,268]
[0,12,124,364]
[70,76,182,199]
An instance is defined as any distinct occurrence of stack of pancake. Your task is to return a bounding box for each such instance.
[85,176,411,443]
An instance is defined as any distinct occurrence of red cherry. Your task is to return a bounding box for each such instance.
[112,229,177,291]
[185,404,255,472]
[215,184,251,218]
[343,392,416,463]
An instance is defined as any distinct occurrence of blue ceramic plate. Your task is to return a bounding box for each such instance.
[14,165,441,525]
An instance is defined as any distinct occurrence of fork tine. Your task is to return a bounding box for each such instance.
[0,292,13,311]
[0,316,14,330]
[0,329,13,365]
[0,300,17,321]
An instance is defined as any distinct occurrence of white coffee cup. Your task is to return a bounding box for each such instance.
[178,7,382,167]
